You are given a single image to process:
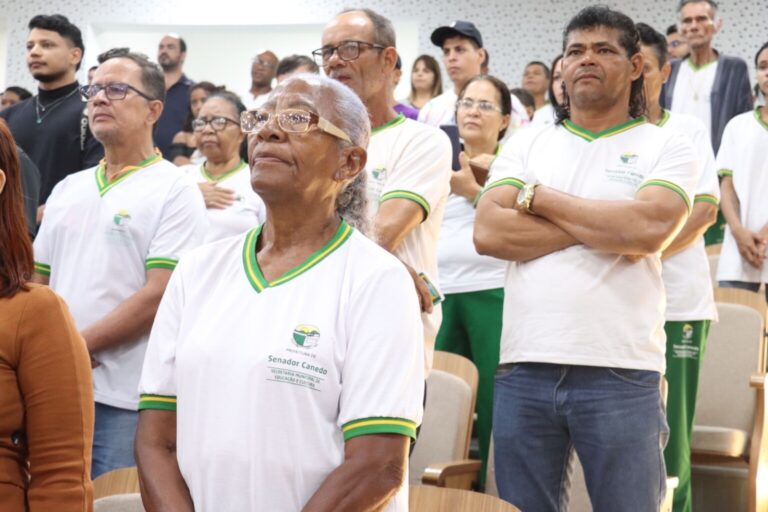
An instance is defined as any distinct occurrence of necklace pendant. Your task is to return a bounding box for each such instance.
[36,118,42,124]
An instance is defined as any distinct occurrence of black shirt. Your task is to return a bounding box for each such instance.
[18,146,40,238]
[155,74,193,158]
[0,81,103,203]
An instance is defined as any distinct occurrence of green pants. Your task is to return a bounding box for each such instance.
[704,208,725,246]
[664,320,711,512]
[435,288,503,488]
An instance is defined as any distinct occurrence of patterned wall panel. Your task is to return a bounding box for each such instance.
[2,0,767,92]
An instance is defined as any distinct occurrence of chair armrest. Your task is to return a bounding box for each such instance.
[751,374,765,389]
[421,459,482,489]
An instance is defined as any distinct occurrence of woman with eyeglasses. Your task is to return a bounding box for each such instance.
[435,74,511,487]
[135,74,423,511]
[180,91,265,242]
[0,121,94,511]
[168,81,220,166]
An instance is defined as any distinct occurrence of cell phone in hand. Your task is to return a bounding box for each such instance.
[439,124,462,171]
[418,272,444,305]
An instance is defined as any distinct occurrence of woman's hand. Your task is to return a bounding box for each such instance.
[198,182,236,209]
[733,225,767,269]
[449,152,482,202]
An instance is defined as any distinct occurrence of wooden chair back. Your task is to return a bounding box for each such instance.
[93,467,140,500]
[432,351,479,455]
[409,485,520,511]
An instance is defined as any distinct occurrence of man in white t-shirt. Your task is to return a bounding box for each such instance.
[32,49,206,478]
[475,7,700,510]
[242,50,278,110]
[638,22,719,512]
[135,73,424,511]
[418,20,529,134]
[317,8,452,372]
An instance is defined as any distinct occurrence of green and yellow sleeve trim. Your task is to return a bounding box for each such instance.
[138,394,177,411]
[639,179,691,213]
[718,168,733,177]
[694,194,719,205]
[145,257,178,270]
[380,190,430,218]
[483,177,525,196]
[34,262,51,276]
[342,417,418,441]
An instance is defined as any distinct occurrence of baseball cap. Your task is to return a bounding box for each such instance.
[430,21,483,48]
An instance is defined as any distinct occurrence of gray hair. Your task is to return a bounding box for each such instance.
[97,47,166,103]
[279,73,371,233]
[340,8,397,48]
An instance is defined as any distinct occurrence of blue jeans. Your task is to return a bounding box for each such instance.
[92,402,138,478]
[493,363,669,512]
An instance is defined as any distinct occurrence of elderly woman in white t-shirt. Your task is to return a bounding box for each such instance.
[435,74,511,485]
[180,91,266,242]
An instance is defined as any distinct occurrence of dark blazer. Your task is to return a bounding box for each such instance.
[661,52,753,154]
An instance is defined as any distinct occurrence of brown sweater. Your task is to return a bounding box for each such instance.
[0,284,94,511]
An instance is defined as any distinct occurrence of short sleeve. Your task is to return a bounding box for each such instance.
[637,131,699,213]
[715,117,739,179]
[380,125,451,221]
[688,120,720,204]
[32,178,69,277]
[145,176,207,271]
[138,261,186,411]
[483,130,534,194]
[338,263,425,441]
[416,99,436,125]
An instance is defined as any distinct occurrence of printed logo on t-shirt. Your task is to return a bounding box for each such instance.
[113,209,132,226]
[106,209,134,244]
[604,152,643,188]
[292,324,320,348]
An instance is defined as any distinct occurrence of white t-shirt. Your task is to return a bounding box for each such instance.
[438,146,506,294]
[366,114,451,372]
[33,157,207,410]
[671,59,719,142]
[242,90,271,111]
[487,118,699,372]
[181,160,266,243]
[716,109,768,283]
[658,110,719,321]
[529,102,556,129]
[139,222,424,511]
[417,89,530,134]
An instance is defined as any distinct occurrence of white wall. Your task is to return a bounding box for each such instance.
[2,0,767,94]
[83,21,418,101]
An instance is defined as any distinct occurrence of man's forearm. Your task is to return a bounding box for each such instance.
[662,201,718,259]
[474,200,579,262]
[303,456,402,512]
[83,284,166,354]
[719,177,743,232]
[532,185,686,255]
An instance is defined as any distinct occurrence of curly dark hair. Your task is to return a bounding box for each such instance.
[555,5,646,124]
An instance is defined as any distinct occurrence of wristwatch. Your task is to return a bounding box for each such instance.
[517,183,538,214]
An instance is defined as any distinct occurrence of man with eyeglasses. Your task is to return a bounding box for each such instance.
[317,8,452,374]
[1,14,103,227]
[155,33,194,158]
[245,49,279,109]
[418,20,529,134]
[32,47,207,478]
[666,24,690,60]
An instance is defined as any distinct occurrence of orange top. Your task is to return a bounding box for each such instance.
[0,284,94,511]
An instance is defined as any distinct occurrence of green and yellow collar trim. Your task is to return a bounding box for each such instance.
[95,152,162,196]
[201,159,247,183]
[243,220,353,293]
[755,108,768,132]
[687,57,718,72]
[372,113,406,135]
[563,116,646,142]
[656,110,671,127]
